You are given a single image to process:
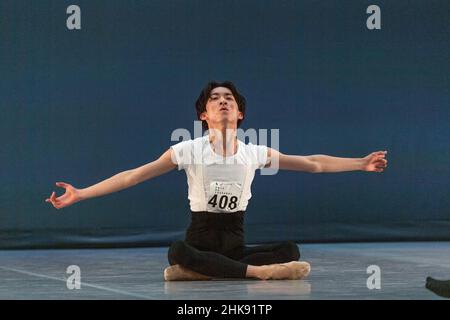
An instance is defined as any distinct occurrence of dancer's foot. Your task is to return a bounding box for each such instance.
[259,261,311,280]
[278,261,311,279]
[164,264,212,281]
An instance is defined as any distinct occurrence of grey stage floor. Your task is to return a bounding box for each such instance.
[0,242,449,300]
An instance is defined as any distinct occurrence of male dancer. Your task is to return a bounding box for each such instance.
[46,81,388,281]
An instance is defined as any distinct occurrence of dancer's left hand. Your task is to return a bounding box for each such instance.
[362,151,388,172]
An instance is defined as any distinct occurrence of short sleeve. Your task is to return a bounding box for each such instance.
[248,143,268,169]
[170,139,194,171]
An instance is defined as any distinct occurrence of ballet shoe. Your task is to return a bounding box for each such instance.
[263,261,311,280]
[164,264,212,281]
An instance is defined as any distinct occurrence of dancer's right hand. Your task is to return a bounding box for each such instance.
[45,182,82,210]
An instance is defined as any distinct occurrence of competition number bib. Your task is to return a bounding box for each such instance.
[207,181,242,212]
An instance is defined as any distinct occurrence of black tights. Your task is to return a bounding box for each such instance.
[167,211,300,278]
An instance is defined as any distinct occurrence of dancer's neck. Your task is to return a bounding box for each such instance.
[208,126,238,157]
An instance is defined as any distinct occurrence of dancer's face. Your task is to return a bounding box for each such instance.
[200,87,243,129]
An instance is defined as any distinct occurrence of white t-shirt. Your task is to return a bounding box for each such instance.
[171,135,268,212]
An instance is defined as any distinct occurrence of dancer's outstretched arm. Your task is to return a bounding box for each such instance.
[45,148,177,209]
[267,148,388,173]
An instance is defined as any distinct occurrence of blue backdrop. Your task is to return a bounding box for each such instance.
[1,0,449,248]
